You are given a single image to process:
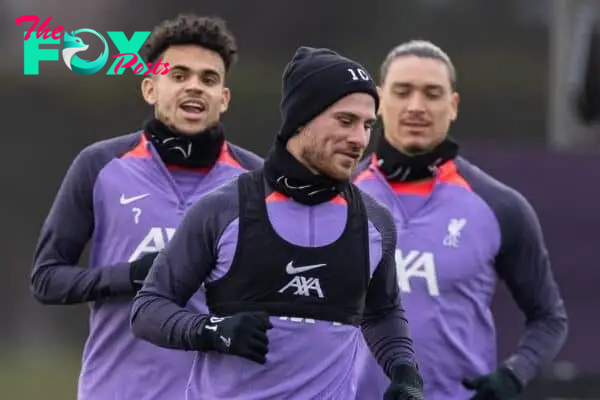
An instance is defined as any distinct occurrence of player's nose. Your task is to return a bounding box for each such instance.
[184,75,205,92]
[406,92,427,113]
[347,125,369,150]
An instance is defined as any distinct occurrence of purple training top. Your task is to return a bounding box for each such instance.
[131,176,420,400]
[353,156,568,400]
[31,132,262,400]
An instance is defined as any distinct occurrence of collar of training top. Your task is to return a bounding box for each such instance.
[374,134,459,182]
[263,138,348,206]
[143,118,226,168]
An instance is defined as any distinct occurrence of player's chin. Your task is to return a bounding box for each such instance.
[400,135,438,154]
[173,118,208,135]
[174,107,213,133]
[327,158,356,181]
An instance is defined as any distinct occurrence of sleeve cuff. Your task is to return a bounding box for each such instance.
[105,263,134,295]
[390,363,423,389]
[502,356,533,387]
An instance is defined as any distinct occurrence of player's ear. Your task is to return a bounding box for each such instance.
[220,87,231,113]
[376,86,383,115]
[450,92,459,122]
[141,77,157,106]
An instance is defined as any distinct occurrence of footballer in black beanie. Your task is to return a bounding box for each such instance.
[272,46,379,181]
[278,46,379,142]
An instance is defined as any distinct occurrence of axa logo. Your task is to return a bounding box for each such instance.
[128,227,176,263]
[395,249,440,297]
[278,261,326,298]
[15,15,170,76]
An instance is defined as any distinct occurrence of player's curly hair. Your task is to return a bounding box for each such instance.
[141,14,238,71]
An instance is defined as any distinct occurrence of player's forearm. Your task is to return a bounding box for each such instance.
[491,187,569,384]
[361,305,418,378]
[30,262,133,304]
[502,278,569,384]
[504,307,568,384]
[130,291,206,350]
[129,230,213,350]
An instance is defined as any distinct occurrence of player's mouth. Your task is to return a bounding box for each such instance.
[401,120,431,136]
[179,100,207,120]
[337,151,361,162]
[401,120,431,128]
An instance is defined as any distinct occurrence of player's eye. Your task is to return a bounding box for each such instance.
[171,72,186,81]
[425,87,444,99]
[339,118,353,127]
[393,90,410,98]
[203,74,220,86]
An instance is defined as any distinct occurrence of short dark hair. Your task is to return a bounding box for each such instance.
[380,40,456,89]
[142,14,238,71]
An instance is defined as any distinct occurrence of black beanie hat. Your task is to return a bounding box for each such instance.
[278,46,379,142]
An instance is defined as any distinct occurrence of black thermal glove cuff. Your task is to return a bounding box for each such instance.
[129,252,158,289]
[462,367,523,400]
[195,312,273,365]
[390,364,424,388]
[384,364,425,400]
[195,317,221,352]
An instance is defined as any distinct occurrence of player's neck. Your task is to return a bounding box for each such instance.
[374,134,459,182]
[263,138,347,205]
[143,117,225,169]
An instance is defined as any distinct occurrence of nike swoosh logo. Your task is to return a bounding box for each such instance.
[286,261,326,274]
[120,193,149,205]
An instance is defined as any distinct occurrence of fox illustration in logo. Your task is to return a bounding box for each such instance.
[61,31,88,69]
[61,29,109,75]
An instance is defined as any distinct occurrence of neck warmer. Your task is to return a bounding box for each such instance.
[263,139,348,205]
[375,135,459,182]
[143,118,225,168]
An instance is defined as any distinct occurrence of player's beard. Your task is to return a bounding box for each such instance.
[402,143,430,155]
[301,146,355,181]
[401,136,445,156]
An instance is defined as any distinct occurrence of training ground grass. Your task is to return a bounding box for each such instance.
[0,348,80,400]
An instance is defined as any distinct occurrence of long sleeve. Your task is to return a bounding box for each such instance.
[130,182,237,350]
[361,200,418,378]
[495,192,568,385]
[31,144,134,304]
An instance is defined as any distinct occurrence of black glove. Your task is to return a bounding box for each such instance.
[384,364,424,400]
[196,311,273,364]
[462,367,522,400]
[129,252,159,290]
